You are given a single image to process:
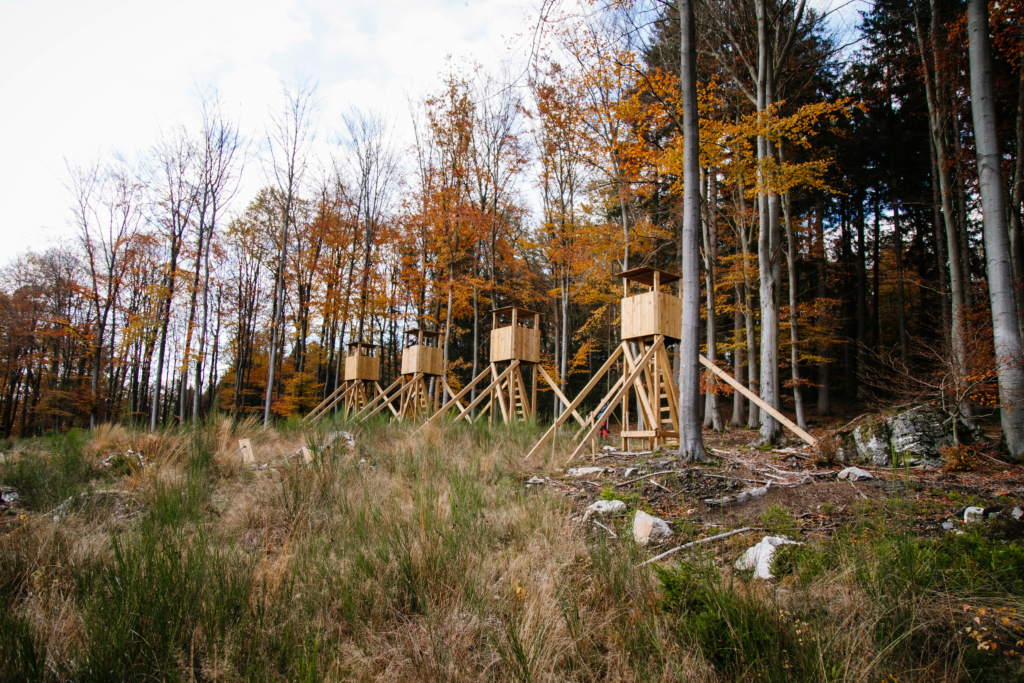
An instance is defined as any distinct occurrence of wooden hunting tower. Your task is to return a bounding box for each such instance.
[490,307,540,363]
[401,329,443,377]
[420,306,583,430]
[619,266,682,342]
[304,340,382,423]
[344,342,380,382]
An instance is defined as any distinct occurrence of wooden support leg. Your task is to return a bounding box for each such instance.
[530,364,537,420]
[524,343,626,460]
[568,338,666,462]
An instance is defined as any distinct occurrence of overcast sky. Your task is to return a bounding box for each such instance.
[0,0,863,260]
[0,0,536,257]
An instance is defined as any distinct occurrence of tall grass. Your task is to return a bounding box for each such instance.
[0,417,1022,681]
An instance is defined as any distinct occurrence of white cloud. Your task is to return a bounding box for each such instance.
[0,0,534,256]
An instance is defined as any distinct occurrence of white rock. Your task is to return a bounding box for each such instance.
[734,536,802,580]
[602,445,617,452]
[633,510,673,546]
[526,476,545,485]
[942,521,955,530]
[964,506,985,523]
[624,467,639,478]
[837,466,873,481]
[1012,507,1023,521]
[567,466,606,477]
[586,499,626,517]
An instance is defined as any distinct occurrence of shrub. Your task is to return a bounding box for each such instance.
[657,558,826,682]
[942,444,979,471]
[760,504,796,536]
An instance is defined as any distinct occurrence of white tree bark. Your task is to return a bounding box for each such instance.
[702,169,724,432]
[678,0,705,462]
[913,0,970,418]
[755,0,782,446]
[968,0,1024,460]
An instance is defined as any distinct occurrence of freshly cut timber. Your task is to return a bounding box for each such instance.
[304,341,382,423]
[523,268,815,463]
[420,307,581,430]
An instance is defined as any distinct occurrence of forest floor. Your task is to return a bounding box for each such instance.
[1,415,1024,682]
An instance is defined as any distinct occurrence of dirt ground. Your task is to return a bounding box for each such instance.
[535,423,1024,550]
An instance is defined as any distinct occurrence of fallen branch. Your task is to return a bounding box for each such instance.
[638,527,755,567]
[615,470,679,487]
[592,520,618,538]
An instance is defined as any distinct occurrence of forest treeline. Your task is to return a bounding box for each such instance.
[1,0,1022,456]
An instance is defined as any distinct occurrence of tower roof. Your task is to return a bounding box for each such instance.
[404,328,441,338]
[618,266,681,286]
[492,306,540,318]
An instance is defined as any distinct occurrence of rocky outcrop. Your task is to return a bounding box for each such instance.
[838,405,965,467]
[888,406,956,467]
[851,421,891,466]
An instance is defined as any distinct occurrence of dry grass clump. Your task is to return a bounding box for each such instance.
[2,416,1023,681]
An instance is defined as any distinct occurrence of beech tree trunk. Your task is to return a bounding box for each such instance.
[677,0,705,462]
[703,169,724,432]
[731,282,745,425]
[968,0,1024,460]
[913,0,970,417]
[782,183,806,431]
[1011,52,1024,341]
[755,0,782,445]
[737,187,760,429]
[815,203,830,416]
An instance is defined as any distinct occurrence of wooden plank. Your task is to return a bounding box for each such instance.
[307,382,358,423]
[567,338,666,462]
[362,374,420,422]
[417,370,489,431]
[353,376,403,420]
[442,380,470,416]
[524,343,625,460]
[491,364,509,423]
[304,381,348,422]
[657,346,680,428]
[531,363,537,420]
[514,366,532,418]
[536,365,586,427]
[238,439,254,465]
[574,373,625,440]
[622,342,658,430]
[448,362,519,423]
[699,355,817,446]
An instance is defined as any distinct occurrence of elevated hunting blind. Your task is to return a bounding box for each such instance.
[490,307,540,363]
[345,341,380,382]
[619,266,682,342]
[420,306,585,430]
[401,328,443,377]
[304,340,383,423]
